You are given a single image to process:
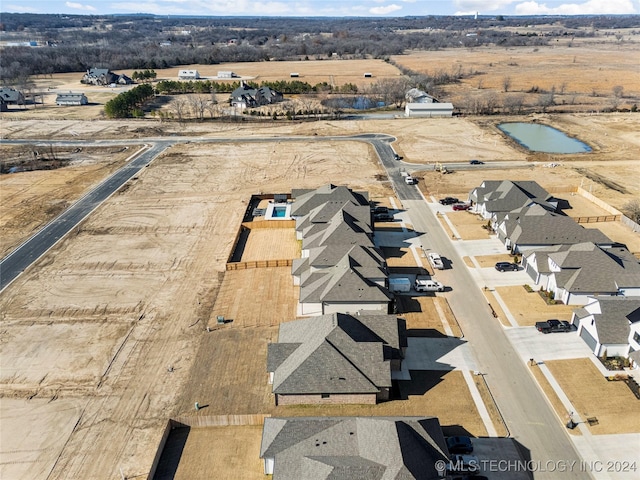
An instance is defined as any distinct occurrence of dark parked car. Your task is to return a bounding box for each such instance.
[536,319,573,334]
[371,206,389,214]
[440,197,459,205]
[446,436,473,454]
[374,212,394,222]
[452,203,471,211]
[469,159,484,165]
[394,153,402,160]
[495,262,519,272]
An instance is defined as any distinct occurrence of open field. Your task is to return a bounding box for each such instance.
[1,108,639,478]
[545,358,640,435]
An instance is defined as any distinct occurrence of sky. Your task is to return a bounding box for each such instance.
[2,0,638,17]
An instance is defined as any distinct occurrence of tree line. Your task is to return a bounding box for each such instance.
[103,84,154,118]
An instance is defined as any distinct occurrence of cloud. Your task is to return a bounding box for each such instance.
[65,1,97,10]
[3,4,40,12]
[453,0,517,12]
[515,0,637,14]
[370,3,404,14]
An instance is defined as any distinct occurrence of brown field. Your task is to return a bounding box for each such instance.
[1,43,640,478]
[545,358,640,435]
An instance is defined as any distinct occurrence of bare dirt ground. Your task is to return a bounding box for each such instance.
[0,110,638,477]
[545,358,640,435]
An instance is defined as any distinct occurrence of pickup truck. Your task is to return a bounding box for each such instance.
[404,175,417,185]
[535,319,573,334]
[427,252,444,270]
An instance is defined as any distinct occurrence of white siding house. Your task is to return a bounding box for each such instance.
[178,70,200,79]
[404,102,453,117]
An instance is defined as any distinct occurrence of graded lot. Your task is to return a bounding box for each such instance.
[1,110,639,478]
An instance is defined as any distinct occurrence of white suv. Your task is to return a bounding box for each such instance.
[414,279,445,292]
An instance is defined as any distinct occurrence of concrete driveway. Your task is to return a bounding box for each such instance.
[402,337,479,372]
[504,327,594,363]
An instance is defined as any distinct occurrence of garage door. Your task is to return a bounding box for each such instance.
[580,326,598,352]
[525,262,537,282]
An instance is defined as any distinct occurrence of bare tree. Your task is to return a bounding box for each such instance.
[503,93,525,114]
[612,85,624,98]
[169,97,189,124]
[622,199,640,223]
[537,86,556,113]
[502,76,512,93]
[187,94,208,121]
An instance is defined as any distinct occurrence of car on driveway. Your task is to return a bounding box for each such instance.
[440,197,459,205]
[394,153,402,160]
[446,436,473,454]
[414,278,445,292]
[495,261,519,272]
[371,205,388,214]
[536,319,573,334]
[469,159,484,165]
[452,203,471,211]
[374,212,394,222]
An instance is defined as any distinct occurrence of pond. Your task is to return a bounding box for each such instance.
[498,122,591,154]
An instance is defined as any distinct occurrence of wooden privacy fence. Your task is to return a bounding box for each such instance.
[172,414,270,428]
[242,220,295,229]
[226,259,293,270]
[573,215,621,224]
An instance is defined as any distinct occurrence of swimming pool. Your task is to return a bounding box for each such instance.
[265,202,292,220]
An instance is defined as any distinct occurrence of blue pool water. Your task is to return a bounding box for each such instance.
[273,206,287,218]
[498,123,591,154]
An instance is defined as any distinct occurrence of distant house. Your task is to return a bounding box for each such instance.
[0,87,25,105]
[81,68,132,86]
[405,87,437,104]
[55,92,88,106]
[268,312,406,405]
[0,98,7,112]
[522,243,640,305]
[572,297,640,367]
[260,416,450,479]
[469,180,558,221]
[217,71,236,78]
[404,102,453,117]
[229,82,283,109]
[178,69,200,80]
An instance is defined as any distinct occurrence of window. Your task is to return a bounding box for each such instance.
[633,332,640,344]
[321,393,330,399]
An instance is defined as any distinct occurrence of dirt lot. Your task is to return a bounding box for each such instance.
[0,110,638,478]
[545,358,640,435]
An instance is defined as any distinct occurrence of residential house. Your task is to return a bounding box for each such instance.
[267,312,407,405]
[291,184,369,223]
[0,87,25,105]
[495,205,613,254]
[522,243,640,305]
[81,68,132,86]
[55,92,88,106]
[297,253,392,316]
[260,416,450,479]
[229,81,283,109]
[405,87,438,103]
[295,199,372,242]
[470,180,558,222]
[572,297,640,366]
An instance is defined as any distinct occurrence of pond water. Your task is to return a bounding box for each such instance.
[498,122,591,154]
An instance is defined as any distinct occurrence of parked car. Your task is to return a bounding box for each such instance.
[404,175,417,185]
[446,436,473,454]
[495,261,519,272]
[440,197,459,205]
[447,454,480,475]
[536,319,573,334]
[452,203,471,211]
[374,212,394,222]
[394,153,402,160]
[371,205,389,214]
[414,278,445,292]
[428,252,445,270]
[469,159,484,165]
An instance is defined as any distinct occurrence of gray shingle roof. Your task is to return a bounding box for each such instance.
[269,313,404,394]
[506,212,612,247]
[549,243,640,293]
[291,184,369,217]
[260,416,449,480]
[472,180,556,214]
[591,297,640,344]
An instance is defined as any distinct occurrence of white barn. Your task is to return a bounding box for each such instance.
[405,102,453,117]
[217,71,236,78]
[178,70,200,80]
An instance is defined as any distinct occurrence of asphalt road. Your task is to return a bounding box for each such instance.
[0,141,171,291]
[372,137,590,478]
